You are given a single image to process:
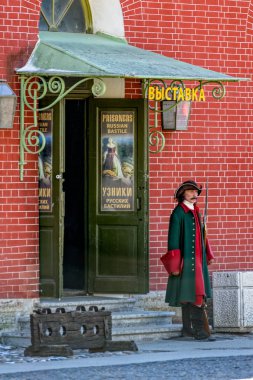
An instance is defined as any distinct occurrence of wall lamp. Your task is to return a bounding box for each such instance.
[162,100,191,131]
[0,80,17,129]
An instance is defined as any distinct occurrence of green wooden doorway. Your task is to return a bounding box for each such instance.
[88,98,149,293]
[39,97,149,297]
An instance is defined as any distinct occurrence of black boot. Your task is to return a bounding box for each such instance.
[181,303,194,337]
[190,304,215,341]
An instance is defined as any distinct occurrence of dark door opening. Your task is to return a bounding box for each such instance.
[63,99,86,291]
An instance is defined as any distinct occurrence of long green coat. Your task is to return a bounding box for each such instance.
[165,203,212,306]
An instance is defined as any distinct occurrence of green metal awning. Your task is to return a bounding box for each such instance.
[17,32,244,82]
[18,31,247,181]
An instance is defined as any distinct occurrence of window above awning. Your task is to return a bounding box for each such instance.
[17,32,244,82]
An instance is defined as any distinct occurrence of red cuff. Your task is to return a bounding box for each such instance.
[160,249,181,274]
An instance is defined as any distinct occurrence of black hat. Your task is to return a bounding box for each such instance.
[174,180,202,200]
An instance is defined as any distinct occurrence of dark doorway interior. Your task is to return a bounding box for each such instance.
[63,99,85,290]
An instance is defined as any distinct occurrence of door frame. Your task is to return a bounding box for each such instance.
[38,97,65,298]
[39,92,149,297]
[63,96,89,293]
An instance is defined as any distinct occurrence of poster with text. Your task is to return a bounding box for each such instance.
[101,110,135,212]
[38,109,53,212]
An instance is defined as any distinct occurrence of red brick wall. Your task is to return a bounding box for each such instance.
[121,0,253,291]
[0,0,252,298]
[0,0,42,298]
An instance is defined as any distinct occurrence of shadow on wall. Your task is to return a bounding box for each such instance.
[6,45,35,80]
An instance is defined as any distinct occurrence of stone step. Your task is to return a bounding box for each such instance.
[17,310,176,334]
[1,296,136,348]
[112,323,182,341]
[111,310,181,341]
[112,310,174,327]
[34,296,137,313]
[1,333,31,348]
[0,298,182,347]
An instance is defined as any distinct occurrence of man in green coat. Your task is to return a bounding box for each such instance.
[165,180,215,340]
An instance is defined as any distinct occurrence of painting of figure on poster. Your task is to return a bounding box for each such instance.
[38,110,53,212]
[101,110,135,212]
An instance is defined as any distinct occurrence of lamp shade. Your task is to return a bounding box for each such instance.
[162,100,191,131]
[0,81,17,129]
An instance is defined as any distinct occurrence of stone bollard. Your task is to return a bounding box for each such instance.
[213,271,253,333]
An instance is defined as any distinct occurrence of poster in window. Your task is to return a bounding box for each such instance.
[101,110,135,212]
[38,109,53,212]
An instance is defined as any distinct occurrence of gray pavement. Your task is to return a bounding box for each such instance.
[0,333,253,379]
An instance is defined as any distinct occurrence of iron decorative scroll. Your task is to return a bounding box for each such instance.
[143,79,226,153]
[19,75,106,180]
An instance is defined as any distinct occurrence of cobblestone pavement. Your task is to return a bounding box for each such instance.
[0,344,125,365]
[0,334,253,380]
[0,355,253,380]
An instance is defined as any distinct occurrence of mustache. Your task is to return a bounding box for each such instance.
[191,197,198,200]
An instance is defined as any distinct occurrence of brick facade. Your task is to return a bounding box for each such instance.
[0,0,42,299]
[0,0,252,298]
[121,0,253,290]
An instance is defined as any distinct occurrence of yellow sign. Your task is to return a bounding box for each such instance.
[148,86,206,102]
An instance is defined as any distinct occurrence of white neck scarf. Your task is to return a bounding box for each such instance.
[183,199,195,210]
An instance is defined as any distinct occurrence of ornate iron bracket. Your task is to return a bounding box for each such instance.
[19,74,227,178]
[19,75,106,180]
[143,79,226,153]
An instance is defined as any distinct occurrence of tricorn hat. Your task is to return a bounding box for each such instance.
[174,180,202,200]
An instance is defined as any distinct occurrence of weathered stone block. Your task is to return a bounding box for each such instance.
[213,271,253,331]
[213,288,240,327]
